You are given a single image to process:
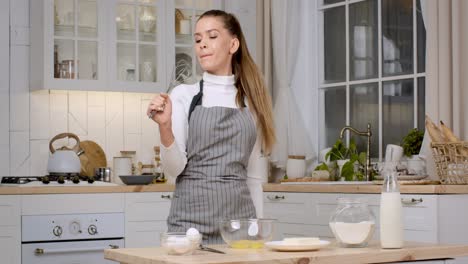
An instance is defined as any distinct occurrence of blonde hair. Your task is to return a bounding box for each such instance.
[198,10,276,154]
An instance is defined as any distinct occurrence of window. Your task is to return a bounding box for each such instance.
[318,0,426,159]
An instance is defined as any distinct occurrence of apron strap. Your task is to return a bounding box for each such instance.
[188,79,204,121]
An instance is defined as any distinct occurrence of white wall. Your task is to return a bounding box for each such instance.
[0,0,10,176]
[2,0,161,176]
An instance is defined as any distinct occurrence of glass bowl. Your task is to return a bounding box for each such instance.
[219,219,275,249]
[160,232,201,255]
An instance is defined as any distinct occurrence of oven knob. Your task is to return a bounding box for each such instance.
[53,226,63,237]
[88,224,98,235]
[69,221,82,235]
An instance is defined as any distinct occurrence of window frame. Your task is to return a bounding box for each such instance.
[316,0,426,160]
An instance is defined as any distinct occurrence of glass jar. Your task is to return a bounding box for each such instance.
[329,197,376,247]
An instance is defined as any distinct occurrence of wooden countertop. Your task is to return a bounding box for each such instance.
[104,241,468,264]
[0,184,175,195]
[263,183,468,194]
[2,183,468,195]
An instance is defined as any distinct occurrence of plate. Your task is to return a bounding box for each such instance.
[265,240,330,251]
[374,174,428,181]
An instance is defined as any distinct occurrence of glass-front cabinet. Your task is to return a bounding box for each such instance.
[109,0,165,92]
[31,0,107,90]
[30,0,223,92]
[167,0,221,87]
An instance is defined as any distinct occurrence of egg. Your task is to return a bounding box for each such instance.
[186,227,201,241]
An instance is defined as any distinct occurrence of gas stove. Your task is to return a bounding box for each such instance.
[1,176,118,187]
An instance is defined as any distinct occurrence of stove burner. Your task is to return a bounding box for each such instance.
[1,175,96,185]
[41,174,94,184]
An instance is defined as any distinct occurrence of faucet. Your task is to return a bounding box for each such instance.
[339,123,372,181]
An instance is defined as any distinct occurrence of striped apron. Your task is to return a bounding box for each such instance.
[167,80,257,244]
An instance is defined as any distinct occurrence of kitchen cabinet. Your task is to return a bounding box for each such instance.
[265,192,437,242]
[124,192,172,247]
[30,0,107,91]
[30,0,222,93]
[0,195,21,264]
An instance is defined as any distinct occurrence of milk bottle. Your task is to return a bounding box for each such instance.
[380,162,404,248]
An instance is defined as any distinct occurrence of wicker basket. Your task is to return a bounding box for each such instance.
[431,142,468,184]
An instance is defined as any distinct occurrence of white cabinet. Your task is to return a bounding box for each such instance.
[264,192,439,243]
[30,0,222,92]
[108,0,167,92]
[124,192,172,247]
[0,196,21,264]
[30,0,107,91]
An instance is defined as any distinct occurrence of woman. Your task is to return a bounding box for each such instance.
[147,10,275,244]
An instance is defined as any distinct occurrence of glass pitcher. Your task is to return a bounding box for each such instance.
[329,197,376,247]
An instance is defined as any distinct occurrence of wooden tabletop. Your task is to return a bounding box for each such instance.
[104,241,468,264]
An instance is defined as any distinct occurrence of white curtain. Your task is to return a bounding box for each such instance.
[419,0,468,179]
[269,0,315,169]
[424,0,468,138]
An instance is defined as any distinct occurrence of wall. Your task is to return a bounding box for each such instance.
[0,0,10,175]
[3,0,161,177]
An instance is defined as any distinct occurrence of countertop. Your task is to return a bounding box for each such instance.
[0,184,175,195]
[3,183,468,195]
[104,241,468,264]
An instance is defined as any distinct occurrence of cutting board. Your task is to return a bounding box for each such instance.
[79,140,107,177]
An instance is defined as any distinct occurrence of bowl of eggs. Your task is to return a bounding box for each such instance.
[161,228,202,255]
[219,219,276,249]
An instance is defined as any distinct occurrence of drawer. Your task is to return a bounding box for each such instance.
[400,195,437,231]
[125,192,172,221]
[264,193,311,224]
[22,193,125,215]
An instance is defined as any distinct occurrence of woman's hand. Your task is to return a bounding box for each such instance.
[147,93,172,127]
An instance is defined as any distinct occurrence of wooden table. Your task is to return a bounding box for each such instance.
[104,241,468,264]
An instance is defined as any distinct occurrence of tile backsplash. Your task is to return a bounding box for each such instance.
[12,90,160,176]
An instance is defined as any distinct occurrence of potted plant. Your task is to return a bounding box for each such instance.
[401,128,425,175]
[315,139,367,181]
[402,128,424,157]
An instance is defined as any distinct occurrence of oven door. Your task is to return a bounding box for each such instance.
[22,239,124,264]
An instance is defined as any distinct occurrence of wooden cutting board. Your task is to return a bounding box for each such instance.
[79,140,107,177]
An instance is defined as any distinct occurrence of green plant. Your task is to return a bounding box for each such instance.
[402,128,424,157]
[323,139,367,181]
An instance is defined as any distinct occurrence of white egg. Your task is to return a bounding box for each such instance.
[248,221,259,236]
[186,227,201,241]
[231,220,241,230]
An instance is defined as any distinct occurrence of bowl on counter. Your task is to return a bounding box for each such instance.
[118,175,154,185]
[219,219,275,249]
[160,232,201,255]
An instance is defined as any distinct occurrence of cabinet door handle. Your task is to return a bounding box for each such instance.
[267,195,285,201]
[161,194,171,199]
[401,198,423,205]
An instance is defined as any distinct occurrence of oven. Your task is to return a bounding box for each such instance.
[21,213,124,264]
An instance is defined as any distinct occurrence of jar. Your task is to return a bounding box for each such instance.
[286,155,305,179]
[329,197,376,248]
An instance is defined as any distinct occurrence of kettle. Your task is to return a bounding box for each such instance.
[47,133,82,174]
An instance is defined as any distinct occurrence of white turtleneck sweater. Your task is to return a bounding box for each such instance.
[160,72,264,216]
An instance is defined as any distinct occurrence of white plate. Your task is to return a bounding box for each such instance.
[265,240,330,251]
